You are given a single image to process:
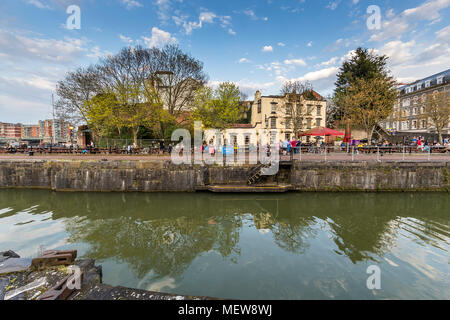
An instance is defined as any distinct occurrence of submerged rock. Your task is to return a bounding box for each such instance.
[0,258,31,274]
[0,250,20,263]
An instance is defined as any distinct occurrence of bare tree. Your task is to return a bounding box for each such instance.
[99,47,164,145]
[278,81,316,137]
[420,91,450,144]
[150,45,208,132]
[55,66,102,126]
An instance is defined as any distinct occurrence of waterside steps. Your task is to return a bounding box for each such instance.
[196,162,293,193]
[247,163,269,185]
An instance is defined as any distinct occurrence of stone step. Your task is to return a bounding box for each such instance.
[202,184,293,193]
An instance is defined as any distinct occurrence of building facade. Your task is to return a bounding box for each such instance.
[0,119,73,143]
[381,69,450,135]
[250,90,327,143]
[0,122,22,140]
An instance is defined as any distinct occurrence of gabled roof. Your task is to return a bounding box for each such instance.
[260,90,325,101]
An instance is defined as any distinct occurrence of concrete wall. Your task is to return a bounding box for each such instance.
[291,162,449,191]
[0,160,448,192]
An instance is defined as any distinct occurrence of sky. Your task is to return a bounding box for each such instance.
[0,0,449,123]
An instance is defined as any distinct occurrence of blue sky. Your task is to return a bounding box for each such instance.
[0,0,449,123]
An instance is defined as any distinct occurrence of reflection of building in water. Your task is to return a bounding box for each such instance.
[253,212,276,230]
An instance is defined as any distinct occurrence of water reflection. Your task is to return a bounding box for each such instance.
[0,190,448,299]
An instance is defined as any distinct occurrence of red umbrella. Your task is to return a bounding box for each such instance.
[299,127,345,136]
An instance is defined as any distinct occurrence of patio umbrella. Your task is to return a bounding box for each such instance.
[299,127,345,137]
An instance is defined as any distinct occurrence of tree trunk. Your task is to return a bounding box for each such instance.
[366,126,375,144]
[438,129,443,145]
[132,127,138,146]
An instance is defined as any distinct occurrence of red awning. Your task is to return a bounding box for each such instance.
[300,127,345,136]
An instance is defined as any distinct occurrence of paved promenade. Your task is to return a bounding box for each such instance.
[0,153,449,162]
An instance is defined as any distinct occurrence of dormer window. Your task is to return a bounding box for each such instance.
[425,80,431,88]
[437,76,444,85]
[417,83,422,90]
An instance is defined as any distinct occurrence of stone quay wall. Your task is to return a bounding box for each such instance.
[0,160,448,192]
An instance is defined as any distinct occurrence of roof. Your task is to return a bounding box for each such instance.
[261,90,325,101]
[228,123,254,128]
[398,69,450,89]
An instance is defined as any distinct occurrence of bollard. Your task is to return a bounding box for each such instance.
[377,147,380,162]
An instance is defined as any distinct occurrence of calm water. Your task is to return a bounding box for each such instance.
[0,190,449,300]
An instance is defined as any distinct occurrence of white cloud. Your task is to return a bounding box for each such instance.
[376,40,416,66]
[370,0,450,42]
[284,58,307,66]
[307,41,313,47]
[243,9,257,20]
[228,29,236,35]
[142,27,177,48]
[326,0,341,10]
[277,42,286,47]
[295,67,339,82]
[119,34,133,45]
[121,0,143,10]
[87,46,112,59]
[0,30,87,64]
[173,11,225,35]
[154,0,171,21]
[318,57,339,67]
[27,0,51,9]
[239,58,251,63]
[262,45,273,52]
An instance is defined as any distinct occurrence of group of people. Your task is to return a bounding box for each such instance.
[411,136,450,152]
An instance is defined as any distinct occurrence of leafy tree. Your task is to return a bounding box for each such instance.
[338,77,398,140]
[192,82,241,130]
[333,48,398,141]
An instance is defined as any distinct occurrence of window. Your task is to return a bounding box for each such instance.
[285,118,292,129]
[437,76,444,85]
[316,118,321,127]
[271,102,277,113]
[417,83,422,90]
[425,80,431,88]
[257,100,261,113]
[307,104,313,115]
[421,120,427,128]
[412,121,417,129]
[403,99,410,107]
[270,117,276,128]
[306,119,312,129]
[316,106,321,116]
